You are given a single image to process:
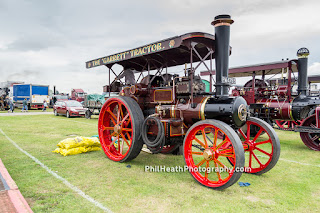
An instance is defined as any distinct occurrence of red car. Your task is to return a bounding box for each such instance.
[53,100,86,118]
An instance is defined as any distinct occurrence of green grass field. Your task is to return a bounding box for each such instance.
[0,114,319,212]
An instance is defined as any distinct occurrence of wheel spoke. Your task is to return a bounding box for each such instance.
[247,123,251,139]
[218,148,235,158]
[215,158,228,171]
[122,128,132,132]
[252,129,263,142]
[252,152,263,166]
[213,161,222,181]
[117,104,121,124]
[239,128,247,140]
[205,161,210,180]
[213,129,218,148]
[215,139,228,150]
[194,137,206,148]
[103,126,114,131]
[107,109,117,123]
[125,131,132,142]
[255,146,272,157]
[119,104,124,120]
[255,139,271,146]
[201,130,208,148]
[191,151,203,155]
[121,114,130,124]
[311,135,320,141]
[121,133,130,147]
[195,158,206,167]
[249,151,252,168]
[116,135,120,152]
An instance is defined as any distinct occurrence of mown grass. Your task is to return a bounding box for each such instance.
[0,115,320,212]
[0,108,53,113]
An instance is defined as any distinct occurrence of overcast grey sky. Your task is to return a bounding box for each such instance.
[0,0,319,94]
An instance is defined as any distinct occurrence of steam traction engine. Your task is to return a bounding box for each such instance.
[201,48,320,151]
[86,15,280,190]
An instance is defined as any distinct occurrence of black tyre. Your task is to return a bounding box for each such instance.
[54,109,58,116]
[66,111,70,118]
[85,110,92,119]
[141,116,165,148]
[98,96,144,162]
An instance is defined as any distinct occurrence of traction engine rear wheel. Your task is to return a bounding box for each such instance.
[98,96,144,162]
[237,117,280,175]
[300,115,320,151]
[183,119,245,190]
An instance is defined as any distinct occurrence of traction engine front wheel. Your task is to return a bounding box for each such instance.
[183,119,245,190]
[98,96,144,162]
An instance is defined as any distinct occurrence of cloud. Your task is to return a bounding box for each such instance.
[0,0,320,94]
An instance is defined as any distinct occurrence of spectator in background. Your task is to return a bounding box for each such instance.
[7,98,13,113]
[42,100,47,111]
[22,98,28,112]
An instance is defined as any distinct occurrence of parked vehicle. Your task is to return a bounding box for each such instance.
[53,100,86,118]
[50,94,69,107]
[71,89,86,102]
[83,93,118,119]
[13,84,49,109]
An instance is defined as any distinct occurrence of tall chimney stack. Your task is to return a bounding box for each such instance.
[297,47,309,97]
[212,14,234,97]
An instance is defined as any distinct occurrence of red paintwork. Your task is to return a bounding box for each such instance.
[98,98,133,161]
[237,120,274,173]
[53,100,85,117]
[183,123,235,188]
[71,89,85,102]
[275,120,301,131]
[256,98,293,120]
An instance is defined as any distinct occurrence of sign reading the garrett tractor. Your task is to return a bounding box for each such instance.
[86,37,182,68]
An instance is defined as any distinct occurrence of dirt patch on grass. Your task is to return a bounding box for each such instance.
[245,196,275,205]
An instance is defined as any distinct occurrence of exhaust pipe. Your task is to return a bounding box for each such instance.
[212,14,234,97]
[297,47,309,97]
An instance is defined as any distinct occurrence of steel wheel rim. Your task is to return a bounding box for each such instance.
[300,115,320,151]
[98,99,133,161]
[184,124,236,188]
[238,120,274,173]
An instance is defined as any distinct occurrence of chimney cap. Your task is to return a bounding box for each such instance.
[212,14,234,26]
[297,47,309,58]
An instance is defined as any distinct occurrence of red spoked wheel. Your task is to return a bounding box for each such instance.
[275,120,302,131]
[236,117,280,175]
[183,119,244,190]
[300,115,320,151]
[98,96,144,162]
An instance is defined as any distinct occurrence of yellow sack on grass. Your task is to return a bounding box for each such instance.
[57,136,101,149]
[53,136,102,156]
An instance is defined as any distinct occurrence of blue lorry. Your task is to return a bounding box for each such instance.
[13,84,50,109]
